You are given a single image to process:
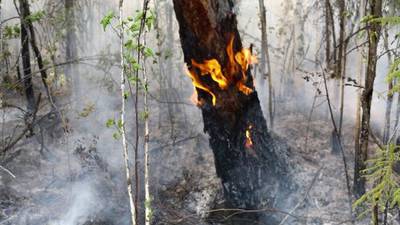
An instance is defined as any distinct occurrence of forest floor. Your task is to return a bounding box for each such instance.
[0,95,396,225]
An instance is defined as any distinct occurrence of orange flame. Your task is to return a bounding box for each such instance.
[245,125,254,149]
[185,66,217,106]
[186,35,257,106]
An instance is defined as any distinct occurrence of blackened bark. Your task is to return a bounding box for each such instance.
[19,0,35,112]
[172,0,290,220]
[24,4,54,107]
[355,0,383,197]
[324,0,331,66]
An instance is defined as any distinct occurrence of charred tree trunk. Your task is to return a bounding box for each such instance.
[18,0,35,112]
[354,0,383,197]
[172,0,290,221]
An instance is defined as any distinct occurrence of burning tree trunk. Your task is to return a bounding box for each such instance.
[172,0,290,215]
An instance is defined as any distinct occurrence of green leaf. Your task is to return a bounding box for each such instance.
[124,91,130,99]
[370,16,400,25]
[101,11,115,31]
[124,40,134,49]
[144,47,154,57]
[106,119,115,128]
[26,10,45,23]
[146,11,155,30]
[133,62,141,71]
[113,132,121,140]
[117,119,123,129]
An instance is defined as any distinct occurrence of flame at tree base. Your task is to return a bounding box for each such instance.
[245,125,253,149]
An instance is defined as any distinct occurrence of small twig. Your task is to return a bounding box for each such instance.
[369,131,384,150]
[320,64,354,221]
[150,135,200,153]
[0,165,16,178]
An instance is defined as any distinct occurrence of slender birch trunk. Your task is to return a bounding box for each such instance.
[119,1,136,224]
[143,45,151,225]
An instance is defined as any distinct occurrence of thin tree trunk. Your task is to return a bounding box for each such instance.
[258,0,274,130]
[355,0,383,198]
[337,0,346,136]
[154,1,164,129]
[0,0,3,77]
[18,0,35,112]
[327,0,337,65]
[173,1,290,223]
[336,0,345,79]
[258,0,266,81]
[143,37,151,225]
[383,27,393,143]
[354,46,363,193]
[395,94,400,139]
[134,2,150,224]
[165,3,176,141]
[64,0,79,100]
[354,0,365,199]
[325,0,331,66]
[118,1,136,224]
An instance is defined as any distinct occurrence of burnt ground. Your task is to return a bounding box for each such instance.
[150,109,356,225]
[0,94,396,225]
